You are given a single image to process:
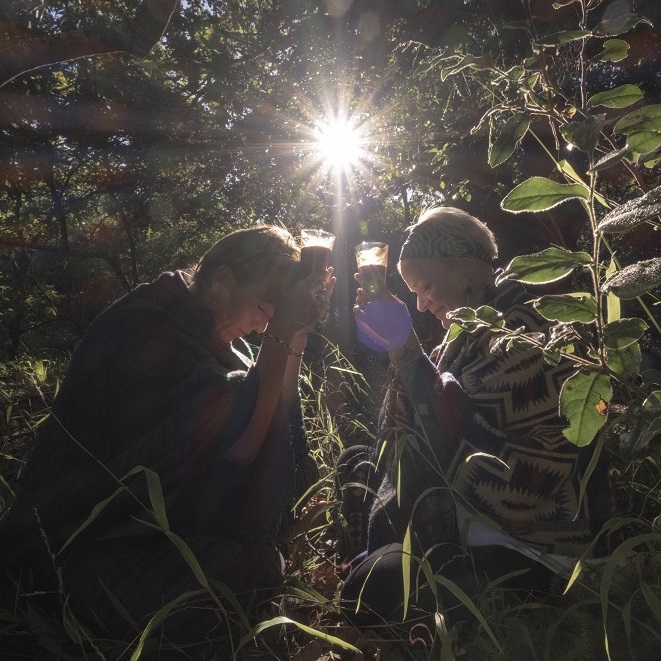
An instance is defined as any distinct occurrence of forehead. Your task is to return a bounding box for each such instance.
[243,260,296,305]
[400,258,447,288]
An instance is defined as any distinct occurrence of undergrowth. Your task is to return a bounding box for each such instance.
[1,339,660,660]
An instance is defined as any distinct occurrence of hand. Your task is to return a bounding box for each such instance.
[353,268,390,308]
[269,268,336,340]
[354,296,413,352]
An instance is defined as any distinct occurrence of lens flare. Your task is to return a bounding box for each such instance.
[313,117,365,174]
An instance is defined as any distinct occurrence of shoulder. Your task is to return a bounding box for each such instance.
[489,279,549,334]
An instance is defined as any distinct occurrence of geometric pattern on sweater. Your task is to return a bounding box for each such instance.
[374,279,599,557]
[450,438,592,555]
[436,281,593,554]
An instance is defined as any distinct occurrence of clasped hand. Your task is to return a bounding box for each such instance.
[269,268,336,339]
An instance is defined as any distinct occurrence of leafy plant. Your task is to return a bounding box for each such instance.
[417,1,661,656]
[437,0,661,450]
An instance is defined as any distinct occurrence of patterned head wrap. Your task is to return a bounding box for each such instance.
[399,221,493,263]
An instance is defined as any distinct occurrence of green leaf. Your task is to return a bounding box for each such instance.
[614,103,661,132]
[475,305,505,327]
[587,84,643,109]
[593,13,653,37]
[489,113,530,168]
[614,104,661,156]
[434,574,503,652]
[601,258,661,299]
[640,580,661,627]
[497,248,592,284]
[561,115,606,152]
[598,185,661,233]
[536,30,591,46]
[595,38,630,63]
[446,322,464,342]
[558,159,609,207]
[642,390,661,414]
[605,257,621,323]
[606,343,641,381]
[144,468,169,531]
[560,370,612,446]
[402,524,412,620]
[237,616,360,655]
[603,318,648,349]
[628,131,661,155]
[552,0,580,8]
[589,147,629,173]
[130,590,206,661]
[533,294,597,322]
[501,177,589,212]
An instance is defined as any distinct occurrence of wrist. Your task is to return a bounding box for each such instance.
[262,332,304,358]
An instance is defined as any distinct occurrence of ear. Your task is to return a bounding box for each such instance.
[210,265,235,305]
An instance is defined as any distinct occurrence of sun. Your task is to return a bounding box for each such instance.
[313,117,366,175]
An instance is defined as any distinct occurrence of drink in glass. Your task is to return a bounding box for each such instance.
[355,241,388,295]
[300,229,336,275]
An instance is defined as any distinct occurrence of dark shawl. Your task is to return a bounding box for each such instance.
[2,271,305,568]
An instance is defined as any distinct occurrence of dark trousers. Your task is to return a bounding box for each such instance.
[336,445,555,628]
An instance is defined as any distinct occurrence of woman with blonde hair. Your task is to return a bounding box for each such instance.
[338,206,614,627]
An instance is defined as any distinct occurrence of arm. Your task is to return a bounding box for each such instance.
[224,272,335,464]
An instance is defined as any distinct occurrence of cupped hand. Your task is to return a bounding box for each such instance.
[269,267,336,340]
[354,295,413,352]
[353,270,391,310]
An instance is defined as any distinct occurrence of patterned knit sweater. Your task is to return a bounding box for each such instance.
[369,280,611,557]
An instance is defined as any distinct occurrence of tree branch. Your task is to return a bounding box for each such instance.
[0,0,179,88]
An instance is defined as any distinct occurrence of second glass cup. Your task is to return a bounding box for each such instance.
[355,241,389,296]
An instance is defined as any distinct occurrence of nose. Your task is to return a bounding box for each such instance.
[417,295,429,312]
[256,302,274,332]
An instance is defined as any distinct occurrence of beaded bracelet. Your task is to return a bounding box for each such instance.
[262,332,304,358]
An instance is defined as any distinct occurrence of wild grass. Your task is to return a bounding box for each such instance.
[1,340,660,660]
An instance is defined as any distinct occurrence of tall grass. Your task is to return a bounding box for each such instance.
[1,341,660,659]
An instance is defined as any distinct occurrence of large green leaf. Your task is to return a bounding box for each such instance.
[489,112,530,167]
[614,104,661,156]
[601,258,661,299]
[640,391,661,446]
[560,370,612,446]
[606,343,641,381]
[561,115,606,152]
[587,84,643,109]
[595,38,630,63]
[603,318,648,349]
[598,185,661,233]
[497,248,592,284]
[627,131,661,155]
[238,616,360,655]
[593,13,653,37]
[533,294,597,322]
[501,177,589,212]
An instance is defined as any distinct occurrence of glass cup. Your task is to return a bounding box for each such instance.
[355,241,389,296]
[300,229,336,276]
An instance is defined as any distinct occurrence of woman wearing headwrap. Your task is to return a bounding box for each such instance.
[338,206,614,627]
[1,225,335,647]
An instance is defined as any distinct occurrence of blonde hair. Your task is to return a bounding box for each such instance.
[399,206,498,264]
